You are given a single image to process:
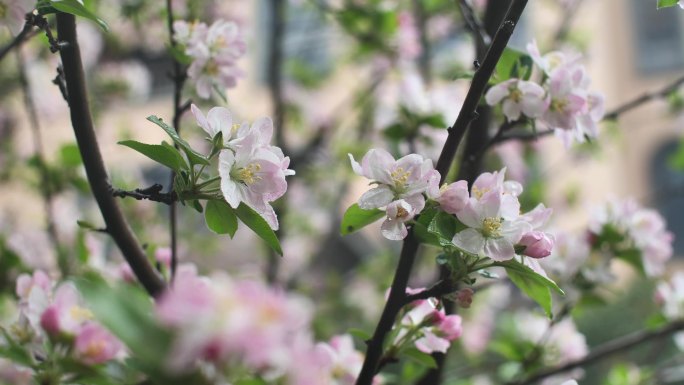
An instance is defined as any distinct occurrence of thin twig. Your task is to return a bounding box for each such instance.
[403,280,456,305]
[110,184,176,205]
[15,46,64,273]
[165,0,188,282]
[56,12,165,297]
[0,20,37,62]
[355,2,529,384]
[456,0,490,49]
[511,319,684,385]
[551,0,585,45]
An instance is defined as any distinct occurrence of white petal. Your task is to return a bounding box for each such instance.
[207,107,232,139]
[358,186,394,209]
[484,237,515,261]
[456,200,484,229]
[381,219,408,241]
[453,229,486,255]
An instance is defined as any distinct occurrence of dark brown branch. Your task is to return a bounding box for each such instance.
[403,279,456,305]
[511,319,684,385]
[355,2,529,384]
[110,184,176,205]
[56,13,165,297]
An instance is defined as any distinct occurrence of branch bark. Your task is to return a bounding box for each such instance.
[355,2,529,384]
[511,319,684,385]
[56,13,165,297]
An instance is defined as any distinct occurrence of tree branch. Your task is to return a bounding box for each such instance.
[110,184,176,205]
[56,13,165,297]
[511,319,684,385]
[355,2,529,384]
[456,0,490,49]
[0,20,36,62]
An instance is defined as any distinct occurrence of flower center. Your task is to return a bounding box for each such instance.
[472,186,490,199]
[482,217,502,238]
[396,206,409,219]
[70,306,94,322]
[205,60,220,76]
[235,163,262,185]
[391,167,411,190]
[550,98,567,113]
[509,88,523,103]
[83,340,106,359]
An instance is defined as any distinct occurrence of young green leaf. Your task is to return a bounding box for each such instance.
[340,204,384,235]
[235,203,282,255]
[657,0,679,9]
[402,347,438,369]
[118,140,188,172]
[50,0,109,31]
[147,116,210,166]
[204,200,238,237]
[496,259,564,318]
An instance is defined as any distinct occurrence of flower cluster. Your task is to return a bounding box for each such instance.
[13,271,123,365]
[655,272,684,349]
[349,148,439,240]
[589,197,673,277]
[485,41,605,146]
[156,265,374,384]
[192,104,294,230]
[394,288,463,354]
[173,20,247,99]
[448,168,555,262]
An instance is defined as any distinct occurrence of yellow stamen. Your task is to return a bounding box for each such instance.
[236,163,262,185]
[205,60,219,76]
[396,206,409,219]
[509,88,523,103]
[472,186,490,199]
[391,167,411,190]
[482,217,503,238]
[551,99,567,112]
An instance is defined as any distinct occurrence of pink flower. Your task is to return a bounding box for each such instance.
[317,334,365,384]
[451,288,474,308]
[74,323,123,365]
[39,283,93,337]
[485,79,547,121]
[16,270,51,303]
[542,67,586,136]
[381,199,417,240]
[349,148,438,212]
[452,192,532,261]
[182,19,247,99]
[434,180,469,215]
[519,231,555,259]
[218,122,293,230]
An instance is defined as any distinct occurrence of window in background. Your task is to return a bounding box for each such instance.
[630,0,684,74]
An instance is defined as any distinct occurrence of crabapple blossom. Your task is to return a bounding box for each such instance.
[452,192,532,261]
[191,103,232,139]
[381,199,417,240]
[74,323,124,365]
[655,272,684,350]
[590,198,673,277]
[433,180,469,215]
[39,283,94,337]
[396,290,463,354]
[349,148,438,213]
[317,334,372,385]
[174,19,246,99]
[485,79,547,121]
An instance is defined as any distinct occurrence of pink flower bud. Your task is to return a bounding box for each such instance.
[436,180,469,215]
[453,288,474,308]
[40,306,61,336]
[437,314,462,341]
[74,323,123,365]
[155,247,172,268]
[519,231,554,259]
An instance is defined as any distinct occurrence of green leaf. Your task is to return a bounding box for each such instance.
[76,220,99,230]
[494,47,532,81]
[167,44,193,66]
[427,211,462,247]
[496,259,564,318]
[59,143,82,167]
[204,200,238,237]
[419,113,447,128]
[402,348,437,369]
[235,203,282,255]
[348,328,371,342]
[615,248,646,276]
[413,207,441,246]
[50,0,109,31]
[118,140,187,172]
[657,0,679,9]
[147,116,210,166]
[340,204,385,235]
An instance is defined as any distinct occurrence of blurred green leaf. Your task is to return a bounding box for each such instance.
[59,143,82,168]
[340,204,384,235]
[402,347,437,369]
[50,0,109,31]
[204,200,238,237]
[657,0,679,9]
